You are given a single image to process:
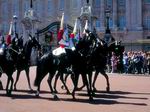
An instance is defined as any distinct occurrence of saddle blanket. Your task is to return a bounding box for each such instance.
[52,47,66,56]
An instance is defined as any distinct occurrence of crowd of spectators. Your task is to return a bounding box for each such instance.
[108,51,150,75]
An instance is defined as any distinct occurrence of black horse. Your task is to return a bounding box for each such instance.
[54,31,98,100]
[34,30,97,100]
[0,43,15,95]
[12,35,41,91]
[91,40,125,92]
[34,52,58,97]
[89,38,110,92]
[63,32,111,94]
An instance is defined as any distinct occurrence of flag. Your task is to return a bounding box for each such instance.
[9,22,13,35]
[83,20,88,34]
[68,19,79,50]
[58,27,69,47]
[69,34,75,50]
[57,13,64,42]
[74,32,80,42]
[73,19,78,34]
[63,26,69,41]
[6,22,13,45]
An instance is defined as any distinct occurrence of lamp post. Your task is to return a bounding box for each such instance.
[30,0,33,8]
[104,7,113,44]
[105,8,111,34]
[13,15,18,34]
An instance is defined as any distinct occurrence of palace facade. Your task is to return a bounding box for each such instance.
[0,0,150,51]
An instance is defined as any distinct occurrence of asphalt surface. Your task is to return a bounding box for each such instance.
[0,66,150,112]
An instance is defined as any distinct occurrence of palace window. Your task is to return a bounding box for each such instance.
[118,16,126,30]
[2,2,8,20]
[59,0,64,10]
[143,16,150,30]
[35,0,43,16]
[109,18,113,28]
[144,0,150,4]
[94,0,101,8]
[23,0,30,13]
[106,0,112,8]
[2,22,9,34]
[118,0,125,7]
[72,0,78,9]
[47,0,53,15]
[12,0,19,16]
[96,20,101,28]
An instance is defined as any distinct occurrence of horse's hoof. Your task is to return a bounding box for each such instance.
[93,87,98,92]
[66,91,70,94]
[106,87,110,93]
[35,92,39,97]
[14,87,17,91]
[72,97,76,101]
[92,92,96,97]
[77,85,86,91]
[61,85,64,89]
[76,87,83,91]
[72,94,76,100]
[54,90,58,94]
[53,94,59,100]
[6,90,12,96]
[89,96,93,101]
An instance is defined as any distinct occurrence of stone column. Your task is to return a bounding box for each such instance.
[136,0,143,30]
[125,0,131,30]
[100,0,105,30]
[113,0,117,29]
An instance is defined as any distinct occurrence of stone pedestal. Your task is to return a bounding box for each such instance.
[21,8,40,43]
[21,8,40,65]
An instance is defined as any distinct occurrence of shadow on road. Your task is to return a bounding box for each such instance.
[0,89,148,106]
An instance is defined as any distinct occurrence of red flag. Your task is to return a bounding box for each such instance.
[6,35,11,45]
[6,22,13,45]
[70,33,75,39]
[57,29,64,42]
[57,13,64,42]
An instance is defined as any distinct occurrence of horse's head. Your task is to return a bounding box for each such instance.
[75,31,98,57]
[29,35,41,50]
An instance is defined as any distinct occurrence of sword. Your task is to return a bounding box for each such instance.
[9,47,20,54]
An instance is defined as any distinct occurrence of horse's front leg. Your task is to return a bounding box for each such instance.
[53,72,60,93]
[47,72,58,100]
[6,76,11,96]
[60,72,70,94]
[83,73,93,100]
[101,70,110,92]
[92,70,99,92]
[14,70,21,91]
[25,67,33,91]
[88,71,94,96]
[72,72,79,100]
[10,75,14,95]
[36,84,40,97]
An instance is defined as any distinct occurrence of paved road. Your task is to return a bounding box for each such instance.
[0,67,150,112]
